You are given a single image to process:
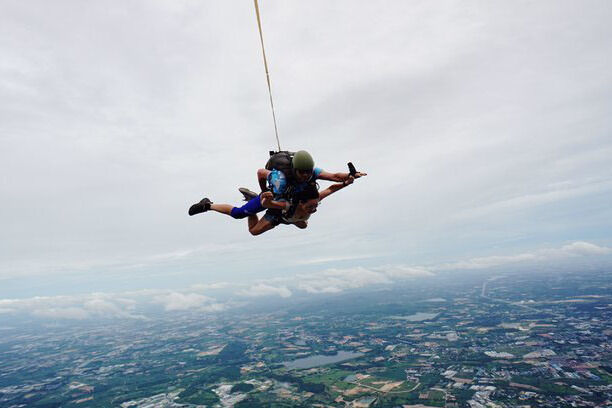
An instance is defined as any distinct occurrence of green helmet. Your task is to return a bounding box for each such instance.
[292,150,314,171]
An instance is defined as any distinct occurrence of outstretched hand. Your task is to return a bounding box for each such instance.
[345,172,366,181]
[347,162,367,179]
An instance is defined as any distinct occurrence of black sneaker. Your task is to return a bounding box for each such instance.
[238,187,258,201]
[188,198,212,216]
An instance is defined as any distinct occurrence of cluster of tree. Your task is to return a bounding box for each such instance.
[231,382,255,393]
[236,396,308,407]
[178,386,220,405]
[270,373,326,393]
[196,341,249,366]
[511,376,573,395]
[378,393,435,407]
[218,341,247,359]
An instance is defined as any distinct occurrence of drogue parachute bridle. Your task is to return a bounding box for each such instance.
[253,0,281,152]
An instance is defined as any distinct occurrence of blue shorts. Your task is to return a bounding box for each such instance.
[230,196,264,219]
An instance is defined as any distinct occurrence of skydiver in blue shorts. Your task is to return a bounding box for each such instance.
[188,176,358,236]
[187,150,367,234]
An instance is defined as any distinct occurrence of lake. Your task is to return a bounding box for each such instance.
[282,351,364,370]
[389,312,439,322]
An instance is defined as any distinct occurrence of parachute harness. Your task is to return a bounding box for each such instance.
[253,0,281,152]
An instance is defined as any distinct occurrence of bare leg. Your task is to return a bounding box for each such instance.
[207,203,274,236]
[293,221,308,229]
[209,203,233,216]
[248,215,259,230]
[249,217,276,236]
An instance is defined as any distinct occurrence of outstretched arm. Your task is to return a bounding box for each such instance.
[319,176,354,201]
[318,170,367,182]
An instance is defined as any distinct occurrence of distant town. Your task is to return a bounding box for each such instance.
[1,269,611,407]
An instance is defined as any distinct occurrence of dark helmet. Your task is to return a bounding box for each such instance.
[292,150,314,171]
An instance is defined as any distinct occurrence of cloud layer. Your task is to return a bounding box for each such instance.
[435,241,612,271]
[2,241,610,320]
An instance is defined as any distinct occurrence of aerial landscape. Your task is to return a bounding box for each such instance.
[2,268,611,407]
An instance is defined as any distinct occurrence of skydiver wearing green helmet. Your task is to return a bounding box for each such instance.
[188,150,366,235]
[255,150,367,198]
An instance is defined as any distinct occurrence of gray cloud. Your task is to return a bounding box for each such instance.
[0,292,147,320]
[32,307,90,320]
[293,265,434,294]
[296,267,391,294]
[434,241,612,271]
[238,284,292,299]
[1,1,611,297]
[152,292,220,312]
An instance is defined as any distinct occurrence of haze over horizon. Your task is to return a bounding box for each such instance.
[2,1,612,317]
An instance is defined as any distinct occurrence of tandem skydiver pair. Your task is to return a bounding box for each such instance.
[188,150,366,236]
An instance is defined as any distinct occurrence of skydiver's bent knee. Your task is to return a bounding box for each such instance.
[249,219,275,236]
[249,228,263,236]
[230,196,264,219]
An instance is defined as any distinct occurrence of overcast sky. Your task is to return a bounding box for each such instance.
[2,1,612,315]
